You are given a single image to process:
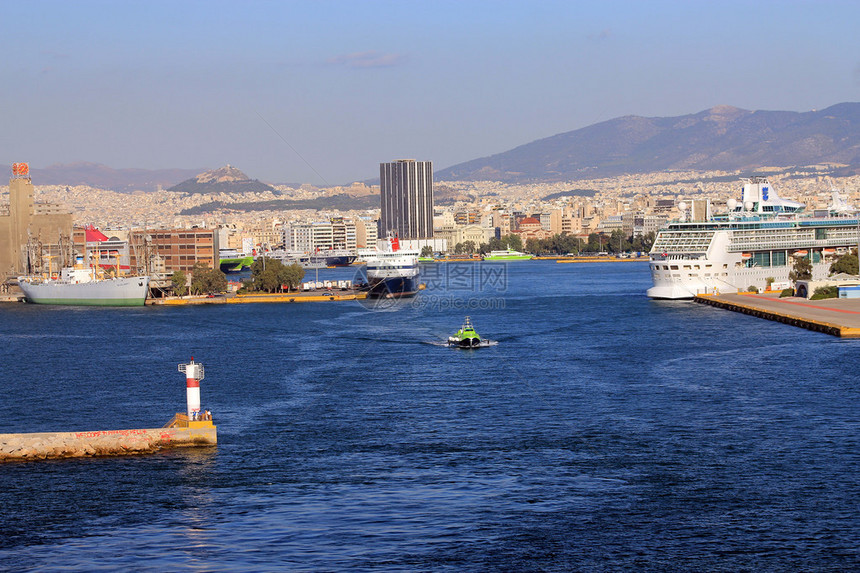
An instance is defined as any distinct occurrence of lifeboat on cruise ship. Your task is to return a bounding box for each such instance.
[792,250,809,257]
[822,248,836,255]
[741,253,752,260]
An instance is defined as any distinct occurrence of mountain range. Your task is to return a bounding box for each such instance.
[11,103,859,191]
[26,162,204,193]
[435,102,860,182]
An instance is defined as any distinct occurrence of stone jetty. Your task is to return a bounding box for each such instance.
[2,358,217,463]
[0,416,217,462]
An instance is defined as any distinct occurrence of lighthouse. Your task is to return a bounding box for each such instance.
[178,357,204,420]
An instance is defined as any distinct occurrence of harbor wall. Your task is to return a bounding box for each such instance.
[694,294,860,338]
[0,423,217,462]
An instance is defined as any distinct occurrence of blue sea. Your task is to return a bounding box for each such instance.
[1,261,858,571]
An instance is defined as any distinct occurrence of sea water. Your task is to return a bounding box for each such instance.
[1,261,858,571]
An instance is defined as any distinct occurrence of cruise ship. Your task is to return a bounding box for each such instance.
[358,235,419,298]
[647,176,859,299]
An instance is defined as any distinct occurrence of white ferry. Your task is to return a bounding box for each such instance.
[358,235,419,298]
[647,176,859,299]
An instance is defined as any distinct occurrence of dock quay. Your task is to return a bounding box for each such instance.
[695,292,860,338]
[153,289,369,305]
[1,358,216,463]
[555,256,649,263]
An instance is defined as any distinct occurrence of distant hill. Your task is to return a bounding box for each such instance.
[167,165,275,194]
[435,102,860,182]
[179,194,379,215]
[28,162,203,192]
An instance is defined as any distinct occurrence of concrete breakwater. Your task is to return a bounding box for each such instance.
[0,421,217,462]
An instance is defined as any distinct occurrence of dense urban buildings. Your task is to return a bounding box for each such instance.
[379,159,434,240]
[3,161,860,285]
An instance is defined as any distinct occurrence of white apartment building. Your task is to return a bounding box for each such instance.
[283,219,357,252]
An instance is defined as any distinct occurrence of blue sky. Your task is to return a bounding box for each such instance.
[1,0,858,185]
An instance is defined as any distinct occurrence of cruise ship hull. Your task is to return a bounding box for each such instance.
[18,276,151,306]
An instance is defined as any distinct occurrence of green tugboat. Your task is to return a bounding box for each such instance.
[448,316,490,348]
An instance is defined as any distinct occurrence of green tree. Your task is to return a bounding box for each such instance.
[171,270,188,297]
[609,229,628,253]
[280,262,305,290]
[524,238,540,254]
[248,258,304,292]
[502,234,523,252]
[630,231,655,254]
[586,232,605,253]
[486,237,505,252]
[640,231,656,252]
[420,245,433,258]
[789,256,813,282]
[461,240,476,254]
[189,262,227,295]
[830,252,858,275]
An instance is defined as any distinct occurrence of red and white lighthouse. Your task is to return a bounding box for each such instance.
[177,357,205,420]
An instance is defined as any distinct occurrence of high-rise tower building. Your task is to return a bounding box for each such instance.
[379,159,434,240]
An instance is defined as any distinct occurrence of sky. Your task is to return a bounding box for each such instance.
[1,0,858,185]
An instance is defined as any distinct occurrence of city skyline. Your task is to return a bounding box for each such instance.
[1,0,858,185]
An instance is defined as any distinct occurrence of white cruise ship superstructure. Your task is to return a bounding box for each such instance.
[647,177,859,299]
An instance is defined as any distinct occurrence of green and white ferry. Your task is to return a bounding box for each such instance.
[483,249,533,261]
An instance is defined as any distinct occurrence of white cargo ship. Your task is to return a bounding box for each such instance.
[18,258,150,306]
[647,177,859,299]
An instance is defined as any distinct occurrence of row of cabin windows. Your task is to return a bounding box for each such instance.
[656,263,727,271]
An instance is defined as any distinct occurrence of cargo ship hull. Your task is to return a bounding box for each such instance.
[18,276,151,306]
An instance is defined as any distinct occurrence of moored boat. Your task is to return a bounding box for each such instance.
[18,258,150,306]
[358,235,419,298]
[483,249,532,261]
[218,249,255,273]
[647,176,860,299]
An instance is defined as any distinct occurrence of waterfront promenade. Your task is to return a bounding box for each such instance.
[696,292,860,337]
